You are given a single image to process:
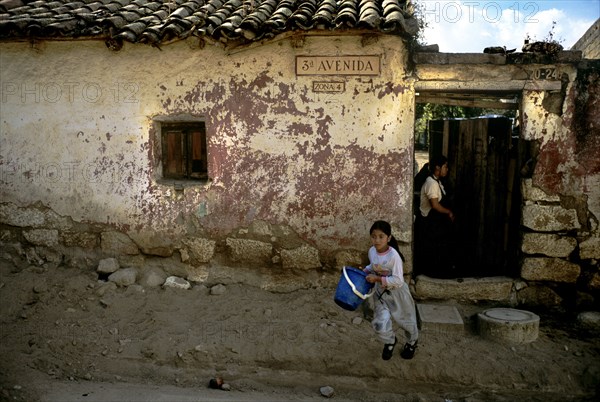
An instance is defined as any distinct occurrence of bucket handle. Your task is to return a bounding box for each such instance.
[343,266,374,300]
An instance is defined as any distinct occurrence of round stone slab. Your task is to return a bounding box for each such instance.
[477,308,540,343]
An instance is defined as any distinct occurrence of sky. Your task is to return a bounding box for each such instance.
[416,0,600,52]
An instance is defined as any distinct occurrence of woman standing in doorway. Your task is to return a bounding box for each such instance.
[414,155,456,278]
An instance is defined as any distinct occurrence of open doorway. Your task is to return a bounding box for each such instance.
[413,93,523,279]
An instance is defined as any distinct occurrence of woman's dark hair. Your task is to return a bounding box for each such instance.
[429,155,448,173]
[369,220,404,261]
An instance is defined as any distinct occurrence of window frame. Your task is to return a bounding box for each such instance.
[153,116,209,184]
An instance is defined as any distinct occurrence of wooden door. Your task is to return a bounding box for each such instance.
[427,117,518,276]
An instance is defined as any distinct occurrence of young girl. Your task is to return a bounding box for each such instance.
[363,220,419,360]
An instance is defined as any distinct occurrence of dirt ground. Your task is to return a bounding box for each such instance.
[1,258,599,402]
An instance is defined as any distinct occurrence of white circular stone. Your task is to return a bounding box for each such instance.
[478,308,540,343]
[483,308,536,322]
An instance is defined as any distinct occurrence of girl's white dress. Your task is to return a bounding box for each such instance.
[364,246,419,345]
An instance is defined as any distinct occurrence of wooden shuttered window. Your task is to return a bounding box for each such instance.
[161,122,207,180]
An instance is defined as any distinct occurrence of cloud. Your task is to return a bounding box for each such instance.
[417,1,596,52]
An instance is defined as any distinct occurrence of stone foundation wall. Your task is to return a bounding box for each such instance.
[518,179,600,308]
[0,200,330,266]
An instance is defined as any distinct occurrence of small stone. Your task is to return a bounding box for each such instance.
[221,383,231,391]
[99,299,111,308]
[320,386,334,398]
[578,311,600,328]
[127,284,145,293]
[96,282,117,296]
[163,276,191,290]
[101,349,108,356]
[97,258,120,274]
[84,373,92,381]
[33,283,48,293]
[564,345,569,351]
[108,268,138,287]
[210,284,226,295]
[352,317,363,325]
[66,308,76,313]
[13,385,22,390]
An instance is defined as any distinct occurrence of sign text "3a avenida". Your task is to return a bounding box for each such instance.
[296,56,380,76]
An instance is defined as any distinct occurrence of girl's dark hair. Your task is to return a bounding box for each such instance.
[369,220,404,261]
[429,155,448,173]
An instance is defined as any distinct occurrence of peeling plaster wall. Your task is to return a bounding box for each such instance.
[0,35,415,268]
[521,64,600,231]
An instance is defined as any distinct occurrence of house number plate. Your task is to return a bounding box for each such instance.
[532,67,558,80]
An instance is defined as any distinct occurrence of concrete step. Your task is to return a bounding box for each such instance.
[416,303,465,335]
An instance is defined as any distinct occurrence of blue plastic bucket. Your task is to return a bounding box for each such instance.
[334,266,374,311]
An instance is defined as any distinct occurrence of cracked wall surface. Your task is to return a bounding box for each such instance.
[0,35,415,271]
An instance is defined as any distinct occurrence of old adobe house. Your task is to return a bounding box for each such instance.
[0,1,598,308]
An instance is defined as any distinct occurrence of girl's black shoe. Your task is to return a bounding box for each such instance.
[381,337,397,360]
[400,341,417,359]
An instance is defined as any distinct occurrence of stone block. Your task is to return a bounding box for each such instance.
[579,236,600,260]
[414,276,513,302]
[182,238,215,265]
[589,272,600,290]
[521,257,581,283]
[43,209,72,230]
[139,266,167,287]
[61,232,98,249]
[101,231,139,255]
[226,238,272,264]
[97,257,120,274]
[521,233,577,257]
[185,265,209,283]
[117,254,145,268]
[522,205,580,232]
[517,285,562,306]
[0,203,45,227]
[249,220,272,236]
[129,232,175,257]
[108,268,138,287]
[23,229,59,247]
[521,179,560,202]
[578,312,600,328]
[281,245,321,270]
